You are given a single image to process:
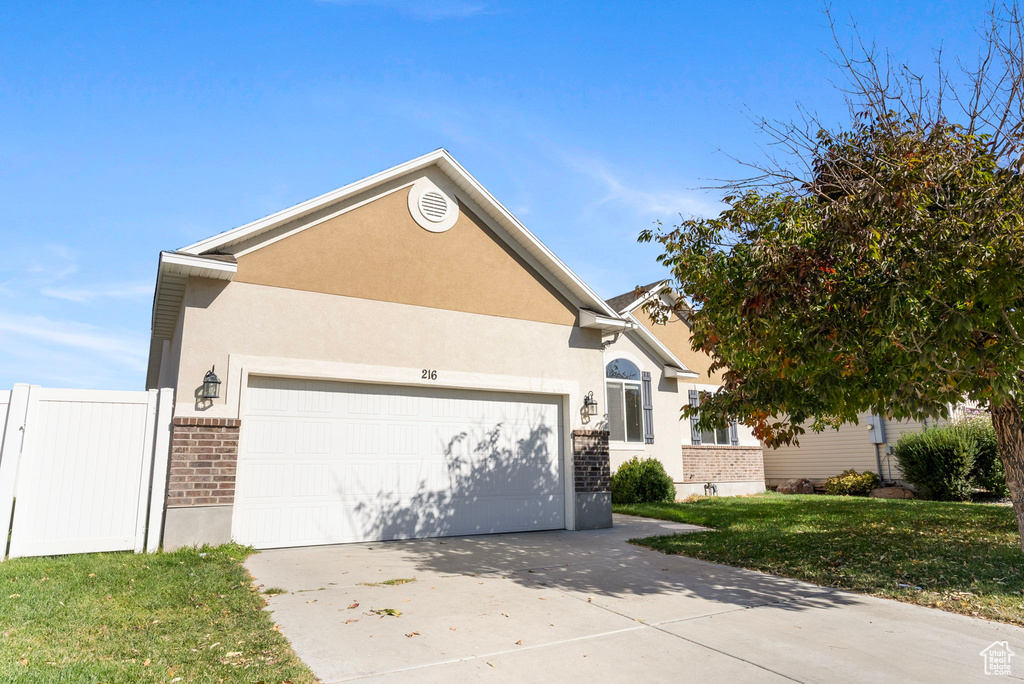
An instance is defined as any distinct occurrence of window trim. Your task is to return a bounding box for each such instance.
[605,358,644,444]
[688,388,739,446]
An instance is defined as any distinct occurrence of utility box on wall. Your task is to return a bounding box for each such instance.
[866,413,887,445]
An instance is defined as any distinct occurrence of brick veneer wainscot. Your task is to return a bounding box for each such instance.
[572,429,611,493]
[681,445,765,482]
[167,417,241,507]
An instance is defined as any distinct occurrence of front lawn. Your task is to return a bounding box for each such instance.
[0,544,316,684]
[616,493,1024,625]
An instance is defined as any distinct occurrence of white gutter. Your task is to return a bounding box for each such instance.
[579,309,634,332]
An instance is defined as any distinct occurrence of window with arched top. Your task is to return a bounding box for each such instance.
[606,359,643,442]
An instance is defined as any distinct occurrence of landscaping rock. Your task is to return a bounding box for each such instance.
[776,478,815,494]
[870,486,915,499]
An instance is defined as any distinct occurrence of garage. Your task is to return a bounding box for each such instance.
[232,376,566,548]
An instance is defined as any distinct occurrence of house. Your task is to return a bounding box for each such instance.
[762,407,976,487]
[147,150,765,550]
[600,281,765,497]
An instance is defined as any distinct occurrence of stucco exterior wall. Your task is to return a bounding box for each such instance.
[169,278,605,426]
[635,307,723,385]
[601,329,686,482]
[234,180,577,327]
[677,381,760,448]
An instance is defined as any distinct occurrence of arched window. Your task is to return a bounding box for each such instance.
[606,359,643,442]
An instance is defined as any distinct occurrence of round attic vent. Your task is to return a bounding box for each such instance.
[408,177,459,232]
[418,191,448,222]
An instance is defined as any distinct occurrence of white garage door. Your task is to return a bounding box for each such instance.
[233,376,565,548]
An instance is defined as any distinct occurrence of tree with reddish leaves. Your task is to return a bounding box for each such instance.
[642,4,1024,549]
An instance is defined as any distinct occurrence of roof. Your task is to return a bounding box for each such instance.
[606,280,668,314]
[148,150,632,385]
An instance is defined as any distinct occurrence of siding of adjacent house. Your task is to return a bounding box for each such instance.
[763,413,946,485]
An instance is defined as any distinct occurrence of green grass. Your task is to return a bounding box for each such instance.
[0,544,316,684]
[616,493,1024,625]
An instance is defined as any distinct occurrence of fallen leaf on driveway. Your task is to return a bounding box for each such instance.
[370,608,402,617]
[450,627,456,631]
[405,632,420,638]
[345,620,358,624]
[306,600,317,604]
[501,613,509,618]
[348,603,359,609]
[515,640,523,645]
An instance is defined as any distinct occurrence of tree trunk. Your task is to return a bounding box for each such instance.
[989,397,1024,552]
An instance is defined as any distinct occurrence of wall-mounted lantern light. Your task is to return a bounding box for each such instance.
[583,391,599,417]
[201,366,221,400]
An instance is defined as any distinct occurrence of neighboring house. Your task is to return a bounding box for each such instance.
[146,150,764,551]
[601,282,765,497]
[762,407,977,487]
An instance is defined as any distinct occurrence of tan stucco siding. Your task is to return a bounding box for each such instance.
[234,186,576,326]
[635,309,723,384]
[171,279,604,428]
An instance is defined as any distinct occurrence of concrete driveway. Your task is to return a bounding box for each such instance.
[246,515,1024,683]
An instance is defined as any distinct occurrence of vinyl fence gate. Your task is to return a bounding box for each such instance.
[0,384,173,559]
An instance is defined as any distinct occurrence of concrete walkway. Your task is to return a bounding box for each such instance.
[245,515,1024,683]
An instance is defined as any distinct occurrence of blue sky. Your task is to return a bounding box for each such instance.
[0,0,986,389]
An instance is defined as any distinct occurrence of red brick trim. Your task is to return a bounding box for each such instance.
[681,445,764,483]
[167,419,241,507]
[173,417,242,428]
[572,429,610,494]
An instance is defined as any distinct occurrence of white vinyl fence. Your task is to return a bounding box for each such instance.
[0,384,172,559]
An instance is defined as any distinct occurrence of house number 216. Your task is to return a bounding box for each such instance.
[421,369,438,380]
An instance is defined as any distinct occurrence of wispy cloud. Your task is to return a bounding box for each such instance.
[319,0,488,19]
[560,152,723,220]
[0,313,148,373]
[10,243,78,282]
[41,282,153,303]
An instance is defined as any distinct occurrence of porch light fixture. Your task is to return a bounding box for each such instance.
[583,391,599,416]
[201,366,221,400]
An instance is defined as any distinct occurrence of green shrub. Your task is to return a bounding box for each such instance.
[893,427,976,501]
[824,469,880,496]
[959,416,1010,498]
[611,457,676,504]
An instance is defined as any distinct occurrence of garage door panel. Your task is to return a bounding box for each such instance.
[234,378,565,548]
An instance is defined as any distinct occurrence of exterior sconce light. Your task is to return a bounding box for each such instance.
[201,366,221,400]
[583,391,599,417]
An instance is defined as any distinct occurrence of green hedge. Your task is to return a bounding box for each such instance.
[961,417,1009,498]
[610,457,676,505]
[893,417,1007,501]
